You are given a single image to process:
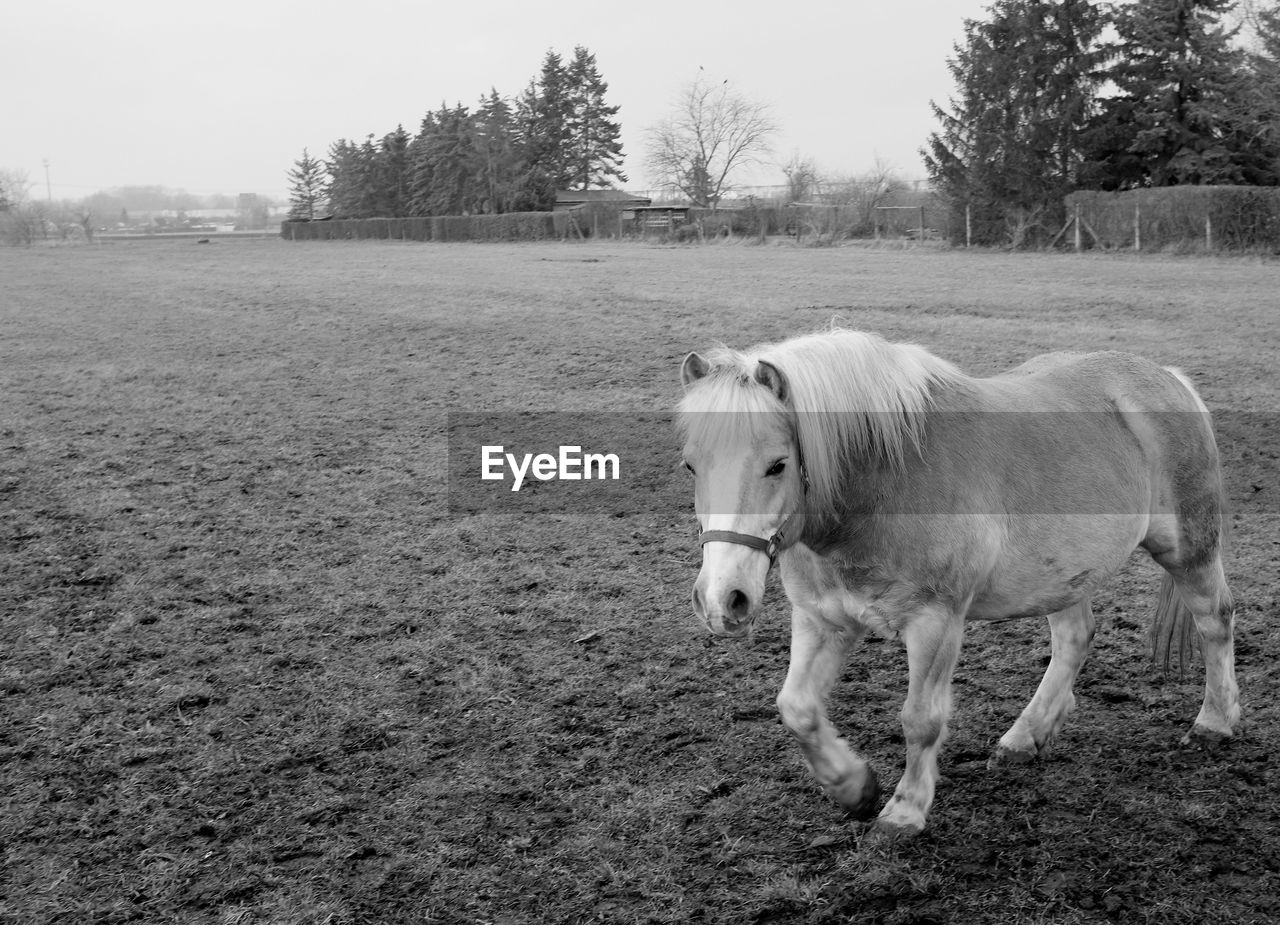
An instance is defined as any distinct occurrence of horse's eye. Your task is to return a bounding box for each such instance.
[683,461,696,476]
[765,459,787,477]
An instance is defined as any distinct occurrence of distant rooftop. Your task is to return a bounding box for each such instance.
[554,189,652,207]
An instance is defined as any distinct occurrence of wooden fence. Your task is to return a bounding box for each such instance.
[1062,187,1280,252]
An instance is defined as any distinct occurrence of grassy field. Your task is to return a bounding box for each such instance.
[2,238,1278,924]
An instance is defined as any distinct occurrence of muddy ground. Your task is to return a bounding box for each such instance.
[2,239,1277,923]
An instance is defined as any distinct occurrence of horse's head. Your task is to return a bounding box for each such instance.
[678,351,807,637]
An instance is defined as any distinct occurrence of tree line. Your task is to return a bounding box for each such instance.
[288,46,625,220]
[924,0,1280,245]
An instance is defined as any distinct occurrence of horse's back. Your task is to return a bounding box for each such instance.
[901,350,1225,619]
[925,350,1205,513]
[991,350,1201,412]
[981,350,1222,518]
[993,351,1224,539]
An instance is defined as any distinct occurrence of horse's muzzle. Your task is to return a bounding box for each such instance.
[692,583,756,636]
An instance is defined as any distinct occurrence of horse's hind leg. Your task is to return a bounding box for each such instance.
[1156,555,1240,744]
[990,598,1096,768]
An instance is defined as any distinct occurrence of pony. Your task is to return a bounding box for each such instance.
[677,328,1239,838]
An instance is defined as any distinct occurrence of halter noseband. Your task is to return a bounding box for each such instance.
[697,462,809,569]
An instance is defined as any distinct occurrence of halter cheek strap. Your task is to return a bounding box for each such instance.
[697,465,809,569]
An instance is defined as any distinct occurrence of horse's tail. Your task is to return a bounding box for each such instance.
[1149,573,1199,676]
[1162,364,1233,553]
[1150,569,1236,675]
[1147,367,1233,675]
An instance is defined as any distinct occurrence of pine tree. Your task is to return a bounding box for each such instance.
[411,103,481,216]
[1089,0,1261,187]
[301,45,630,218]
[1257,2,1280,79]
[510,81,544,210]
[375,125,412,217]
[1245,2,1280,182]
[354,136,383,217]
[473,89,520,213]
[406,111,439,216]
[514,51,576,210]
[325,139,363,218]
[326,138,387,218]
[924,0,1106,244]
[286,148,326,220]
[564,46,626,189]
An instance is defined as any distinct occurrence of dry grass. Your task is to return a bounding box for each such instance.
[2,238,1278,924]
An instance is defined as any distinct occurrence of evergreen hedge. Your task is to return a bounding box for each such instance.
[283,200,954,245]
[283,211,573,243]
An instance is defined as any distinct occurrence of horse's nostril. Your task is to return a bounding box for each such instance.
[692,586,705,617]
[727,589,750,623]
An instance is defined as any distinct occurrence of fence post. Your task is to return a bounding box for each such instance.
[965,203,972,248]
[1134,200,1141,251]
[1074,203,1082,253]
[1205,214,1213,251]
[918,206,926,244]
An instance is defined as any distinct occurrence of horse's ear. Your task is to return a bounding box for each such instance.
[754,359,788,402]
[681,352,711,389]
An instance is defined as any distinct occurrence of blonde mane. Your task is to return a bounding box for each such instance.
[679,329,964,520]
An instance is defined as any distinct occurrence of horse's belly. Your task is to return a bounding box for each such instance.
[966,583,1088,621]
[966,515,1146,620]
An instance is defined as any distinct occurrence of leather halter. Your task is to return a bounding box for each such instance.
[698,459,809,569]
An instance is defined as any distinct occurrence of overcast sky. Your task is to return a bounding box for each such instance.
[5,0,995,201]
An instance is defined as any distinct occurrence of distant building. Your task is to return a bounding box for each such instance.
[553,189,652,212]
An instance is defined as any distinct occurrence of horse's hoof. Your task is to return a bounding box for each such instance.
[829,767,881,821]
[1182,724,1232,748]
[870,796,926,841]
[987,744,1037,769]
[868,816,923,844]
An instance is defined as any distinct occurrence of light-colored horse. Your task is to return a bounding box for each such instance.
[677,328,1239,838]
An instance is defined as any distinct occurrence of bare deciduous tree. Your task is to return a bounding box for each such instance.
[812,159,910,236]
[0,168,31,211]
[781,152,821,203]
[644,72,777,207]
[0,168,40,246]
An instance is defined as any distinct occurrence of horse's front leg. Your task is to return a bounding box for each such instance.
[876,604,965,837]
[776,608,877,818]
